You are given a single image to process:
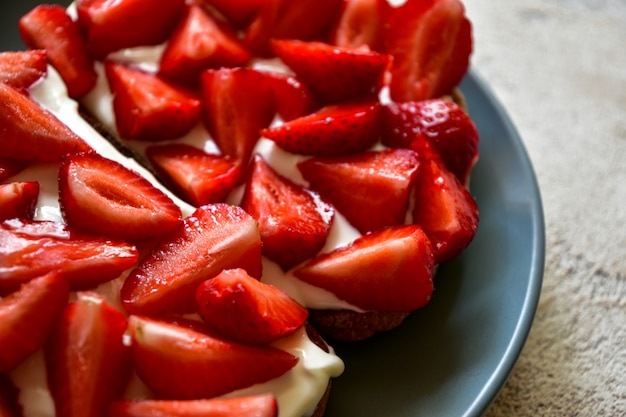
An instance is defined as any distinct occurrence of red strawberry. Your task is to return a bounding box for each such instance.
[412,158,479,263]
[241,155,334,270]
[0,219,138,294]
[58,152,183,243]
[128,316,298,399]
[0,82,91,162]
[75,0,186,58]
[0,158,27,182]
[265,72,319,122]
[328,0,385,51]
[261,101,381,156]
[380,0,472,102]
[109,395,279,417]
[146,144,242,206]
[121,204,262,315]
[201,67,275,164]
[293,225,434,312]
[196,0,267,27]
[0,50,47,92]
[298,148,420,234]
[0,374,23,417]
[45,292,132,417]
[105,61,201,141]
[270,39,390,104]
[196,268,309,345]
[0,272,70,373]
[0,182,39,221]
[159,4,251,87]
[19,5,97,98]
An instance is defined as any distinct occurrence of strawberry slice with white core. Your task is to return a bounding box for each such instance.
[0,182,39,221]
[128,316,298,399]
[0,82,91,162]
[58,151,183,243]
[0,50,47,93]
[0,272,70,373]
[109,394,279,417]
[294,225,434,312]
[196,268,309,345]
[45,292,132,417]
[0,219,138,294]
[121,204,262,315]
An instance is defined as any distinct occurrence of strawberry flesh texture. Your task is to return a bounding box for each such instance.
[45,292,132,417]
[241,154,334,270]
[58,152,183,243]
[0,182,39,222]
[328,0,385,51]
[196,0,267,28]
[0,83,91,162]
[0,219,138,295]
[298,148,420,234]
[271,39,390,104]
[196,268,309,345]
[19,5,97,98]
[262,101,382,156]
[128,316,298,399]
[0,50,47,93]
[146,144,243,206]
[294,225,434,312]
[121,204,262,315]
[0,272,70,373]
[265,72,319,122]
[109,395,279,417]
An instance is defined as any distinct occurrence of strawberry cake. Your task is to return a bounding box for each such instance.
[0,0,480,416]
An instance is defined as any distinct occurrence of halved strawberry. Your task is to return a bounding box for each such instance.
[261,101,381,156]
[109,395,279,417]
[0,50,47,93]
[298,148,420,234]
[121,204,262,315]
[146,144,242,206]
[58,152,183,243]
[45,292,132,417]
[159,4,251,86]
[128,316,298,399]
[75,0,186,58]
[0,82,91,162]
[0,158,26,182]
[328,0,385,51]
[196,0,267,28]
[0,182,39,221]
[380,0,472,102]
[0,219,138,294]
[0,374,22,417]
[19,5,97,98]
[196,268,309,345]
[241,155,334,270]
[412,158,479,263]
[265,72,319,122]
[105,61,201,141]
[271,39,390,104]
[293,225,434,312]
[0,272,70,373]
[201,67,275,164]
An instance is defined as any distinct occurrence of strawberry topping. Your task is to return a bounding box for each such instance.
[0,182,39,222]
[0,50,47,93]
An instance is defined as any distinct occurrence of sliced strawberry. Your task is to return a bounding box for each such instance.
[412,158,479,263]
[128,316,298,399]
[197,0,267,27]
[58,152,183,243]
[146,144,242,206]
[298,149,420,234]
[271,39,390,104]
[196,268,309,345]
[381,99,479,185]
[0,374,23,417]
[45,292,132,417]
[201,67,275,164]
[0,219,138,294]
[261,101,381,156]
[121,204,262,315]
[0,50,47,92]
[0,182,39,221]
[109,395,279,417]
[293,225,434,312]
[105,61,201,141]
[19,5,97,98]
[0,158,27,182]
[328,0,385,51]
[159,4,251,86]
[381,0,472,102]
[0,82,91,162]
[265,72,319,122]
[0,272,70,373]
[75,0,186,58]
